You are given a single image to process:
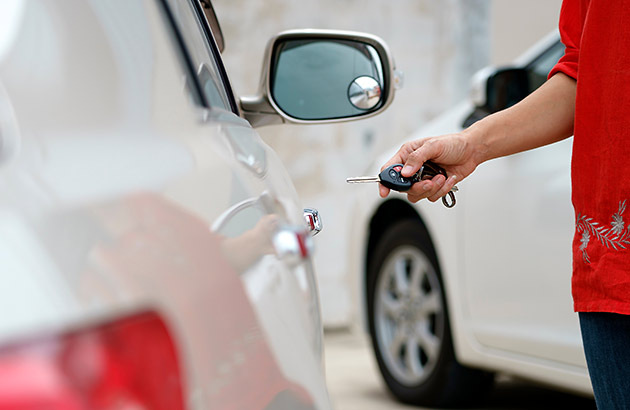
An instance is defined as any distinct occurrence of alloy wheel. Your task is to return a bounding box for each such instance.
[374,245,445,386]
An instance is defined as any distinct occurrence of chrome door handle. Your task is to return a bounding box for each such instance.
[303,208,323,236]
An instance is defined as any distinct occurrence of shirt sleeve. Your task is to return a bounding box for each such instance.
[548,0,584,80]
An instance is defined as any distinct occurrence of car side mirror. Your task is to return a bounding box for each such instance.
[241,30,400,127]
[485,68,530,112]
[470,67,530,114]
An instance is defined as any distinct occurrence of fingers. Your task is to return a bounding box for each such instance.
[412,174,445,202]
[400,147,430,177]
[379,140,423,199]
[380,154,404,175]
[406,181,431,203]
[383,173,458,204]
[406,173,457,204]
[379,184,390,198]
[380,140,426,174]
[427,174,457,202]
[378,136,461,200]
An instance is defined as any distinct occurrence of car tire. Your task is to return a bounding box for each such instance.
[367,219,494,407]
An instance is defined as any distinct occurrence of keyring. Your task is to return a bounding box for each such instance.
[442,191,456,208]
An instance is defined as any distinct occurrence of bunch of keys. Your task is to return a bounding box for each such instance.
[346,161,458,208]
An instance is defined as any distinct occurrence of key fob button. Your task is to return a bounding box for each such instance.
[389,169,398,179]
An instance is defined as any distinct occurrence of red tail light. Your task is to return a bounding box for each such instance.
[0,311,185,410]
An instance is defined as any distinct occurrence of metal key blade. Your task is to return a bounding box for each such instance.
[346,176,380,184]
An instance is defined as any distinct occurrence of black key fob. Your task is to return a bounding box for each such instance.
[380,161,456,208]
[379,164,417,191]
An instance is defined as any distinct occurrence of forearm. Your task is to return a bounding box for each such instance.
[379,73,577,202]
[466,72,576,165]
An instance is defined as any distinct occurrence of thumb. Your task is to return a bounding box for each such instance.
[400,149,429,177]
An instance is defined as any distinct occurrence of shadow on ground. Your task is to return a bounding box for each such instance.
[479,379,595,410]
[324,329,596,410]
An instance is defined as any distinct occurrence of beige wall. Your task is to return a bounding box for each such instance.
[490,0,562,65]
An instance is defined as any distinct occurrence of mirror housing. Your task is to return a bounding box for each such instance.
[241,29,399,127]
[470,66,530,114]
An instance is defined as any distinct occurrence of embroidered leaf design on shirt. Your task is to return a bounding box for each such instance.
[611,200,626,235]
[579,231,591,264]
[576,200,630,263]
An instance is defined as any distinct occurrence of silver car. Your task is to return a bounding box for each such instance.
[0,0,396,408]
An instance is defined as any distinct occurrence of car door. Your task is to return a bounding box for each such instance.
[462,40,586,368]
[161,0,329,407]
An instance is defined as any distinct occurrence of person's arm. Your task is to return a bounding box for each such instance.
[379,72,576,202]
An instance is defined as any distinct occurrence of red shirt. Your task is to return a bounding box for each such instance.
[550,0,630,314]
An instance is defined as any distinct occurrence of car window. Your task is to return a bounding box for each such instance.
[165,0,236,113]
[526,40,566,93]
[463,39,565,128]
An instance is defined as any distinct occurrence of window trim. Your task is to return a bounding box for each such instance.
[157,0,208,107]
[199,0,225,53]
[188,0,239,115]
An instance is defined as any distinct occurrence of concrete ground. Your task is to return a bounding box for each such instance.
[323,329,596,410]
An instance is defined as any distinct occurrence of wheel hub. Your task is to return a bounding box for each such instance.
[374,245,444,386]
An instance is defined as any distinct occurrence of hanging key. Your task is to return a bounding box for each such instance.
[346,161,458,208]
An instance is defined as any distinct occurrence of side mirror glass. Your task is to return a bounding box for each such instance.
[240,30,397,127]
[271,38,385,120]
[485,68,529,113]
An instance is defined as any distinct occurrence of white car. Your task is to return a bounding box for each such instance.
[347,31,592,407]
[0,0,396,408]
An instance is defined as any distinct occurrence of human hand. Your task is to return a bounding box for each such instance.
[379,132,480,203]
